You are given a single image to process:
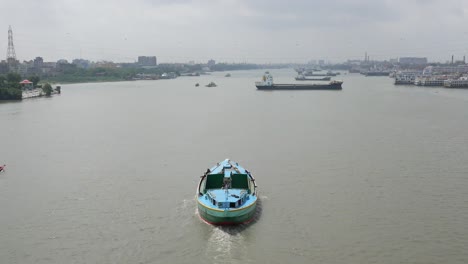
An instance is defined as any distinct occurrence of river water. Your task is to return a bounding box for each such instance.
[1,69,468,264]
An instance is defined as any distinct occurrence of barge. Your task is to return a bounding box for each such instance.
[256,72,342,90]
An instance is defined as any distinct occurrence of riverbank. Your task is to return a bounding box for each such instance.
[41,76,128,84]
[22,87,60,99]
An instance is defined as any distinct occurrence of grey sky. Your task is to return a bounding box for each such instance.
[1,0,468,63]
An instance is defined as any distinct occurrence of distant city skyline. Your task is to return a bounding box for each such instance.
[1,0,468,64]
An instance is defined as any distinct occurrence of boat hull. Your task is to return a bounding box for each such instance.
[256,83,342,90]
[197,200,257,225]
[364,72,390,76]
[295,77,331,81]
[304,73,337,76]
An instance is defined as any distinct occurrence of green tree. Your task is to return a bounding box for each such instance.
[0,75,6,88]
[6,72,21,89]
[0,87,22,100]
[42,83,53,96]
[28,75,40,87]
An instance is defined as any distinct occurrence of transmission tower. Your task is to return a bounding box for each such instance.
[6,25,17,61]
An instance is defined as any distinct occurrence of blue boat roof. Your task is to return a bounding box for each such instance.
[208,189,247,203]
[209,159,248,174]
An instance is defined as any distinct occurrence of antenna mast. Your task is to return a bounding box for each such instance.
[6,25,17,62]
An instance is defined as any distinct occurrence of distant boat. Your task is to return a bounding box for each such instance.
[0,164,5,172]
[256,72,342,90]
[195,83,200,87]
[206,82,217,87]
[197,159,258,225]
[225,73,231,77]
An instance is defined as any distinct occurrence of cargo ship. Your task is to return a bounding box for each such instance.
[256,72,342,90]
[295,75,331,81]
[304,71,338,76]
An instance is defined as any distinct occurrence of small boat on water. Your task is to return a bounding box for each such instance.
[295,75,331,81]
[197,159,258,225]
[206,82,217,87]
[225,73,231,77]
[256,72,342,90]
[0,164,5,172]
[195,83,200,87]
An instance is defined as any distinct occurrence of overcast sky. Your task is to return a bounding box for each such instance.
[1,0,468,63]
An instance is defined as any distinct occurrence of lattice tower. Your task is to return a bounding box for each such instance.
[6,25,16,60]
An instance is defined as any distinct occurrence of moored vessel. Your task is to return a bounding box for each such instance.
[256,72,342,90]
[197,159,258,225]
[363,71,391,76]
[444,77,468,88]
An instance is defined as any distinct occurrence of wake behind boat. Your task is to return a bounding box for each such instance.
[197,159,258,225]
[256,72,342,90]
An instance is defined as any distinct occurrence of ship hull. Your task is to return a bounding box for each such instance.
[295,77,331,81]
[197,200,257,225]
[256,83,342,90]
[304,73,337,77]
[394,81,414,85]
[364,72,390,76]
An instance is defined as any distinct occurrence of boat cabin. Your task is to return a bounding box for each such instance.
[255,72,274,86]
[200,166,253,208]
[198,159,257,210]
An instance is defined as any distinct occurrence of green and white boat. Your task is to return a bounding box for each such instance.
[197,159,258,225]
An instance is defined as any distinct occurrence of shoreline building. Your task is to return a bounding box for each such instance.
[138,56,157,67]
[207,59,216,67]
[399,57,427,65]
[423,65,468,75]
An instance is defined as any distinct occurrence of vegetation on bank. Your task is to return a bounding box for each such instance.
[0,73,23,100]
[42,67,138,83]
[40,63,282,84]
[210,63,262,71]
[0,87,22,100]
[42,83,53,96]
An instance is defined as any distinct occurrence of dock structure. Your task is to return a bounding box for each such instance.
[416,78,445,86]
[22,89,44,99]
[395,73,417,85]
[413,76,457,87]
[444,78,468,88]
[21,87,61,99]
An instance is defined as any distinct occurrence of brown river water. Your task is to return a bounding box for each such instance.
[1,69,468,263]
